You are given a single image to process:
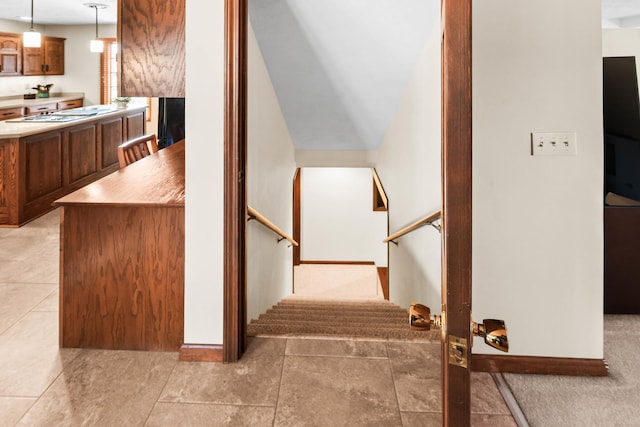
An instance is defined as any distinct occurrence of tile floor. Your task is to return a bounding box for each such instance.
[0,210,516,426]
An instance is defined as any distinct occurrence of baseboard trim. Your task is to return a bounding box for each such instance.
[300,260,375,265]
[179,344,224,362]
[472,354,608,376]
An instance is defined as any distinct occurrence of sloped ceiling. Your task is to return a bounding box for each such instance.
[248,0,439,151]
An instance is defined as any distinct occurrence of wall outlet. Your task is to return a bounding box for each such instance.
[531,132,577,156]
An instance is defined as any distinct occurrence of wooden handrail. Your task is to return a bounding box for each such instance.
[247,205,299,246]
[383,210,442,244]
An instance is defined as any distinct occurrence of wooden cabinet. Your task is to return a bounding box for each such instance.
[57,99,83,110]
[55,142,185,351]
[0,107,147,226]
[23,36,65,76]
[0,107,23,120]
[118,0,185,97]
[0,32,21,76]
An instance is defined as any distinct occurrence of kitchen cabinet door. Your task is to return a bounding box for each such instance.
[23,37,65,76]
[118,0,185,97]
[0,32,21,76]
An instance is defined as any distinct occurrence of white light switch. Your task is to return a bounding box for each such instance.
[531,132,577,156]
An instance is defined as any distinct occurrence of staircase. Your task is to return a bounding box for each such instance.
[247,298,440,341]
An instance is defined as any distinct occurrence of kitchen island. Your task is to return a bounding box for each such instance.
[0,104,147,226]
[54,141,185,351]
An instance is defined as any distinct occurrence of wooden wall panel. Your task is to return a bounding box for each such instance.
[118,0,185,97]
[24,133,63,203]
[125,112,145,141]
[60,205,184,351]
[67,124,98,184]
[100,117,124,168]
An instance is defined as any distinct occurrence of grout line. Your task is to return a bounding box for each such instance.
[271,338,289,427]
[142,356,181,425]
[490,372,530,427]
[385,341,405,424]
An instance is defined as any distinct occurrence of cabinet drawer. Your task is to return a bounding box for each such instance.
[58,99,83,110]
[0,107,23,120]
[25,103,58,115]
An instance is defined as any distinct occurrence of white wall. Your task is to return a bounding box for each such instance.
[0,19,115,105]
[374,3,441,311]
[246,23,297,322]
[183,0,225,345]
[602,29,640,81]
[300,167,387,266]
[472,0,603,358]
[183,0,605,359]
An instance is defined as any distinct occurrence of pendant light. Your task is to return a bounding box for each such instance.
[87,4,107,53]
[23,0,41,48]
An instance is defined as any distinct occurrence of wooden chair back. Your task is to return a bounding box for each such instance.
[117,134,159,168]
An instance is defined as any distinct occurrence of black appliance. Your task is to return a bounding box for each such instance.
[157,97,185,149]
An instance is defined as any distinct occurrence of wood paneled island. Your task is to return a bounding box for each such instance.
[0,104,146,227]
[54,141,185,352]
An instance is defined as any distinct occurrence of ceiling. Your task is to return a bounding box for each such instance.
[0,0,635,27]
[0,0,637,151]
[249,0,437,151]
[0,0,117,26]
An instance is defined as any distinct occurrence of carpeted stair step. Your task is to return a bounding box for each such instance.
[248,297,439,341]
[247,322,439,340]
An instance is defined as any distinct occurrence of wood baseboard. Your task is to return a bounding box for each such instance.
[179,344,224,362]
[472,354,608,376]
[377,267,389,300]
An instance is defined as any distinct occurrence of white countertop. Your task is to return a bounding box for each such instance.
[0,93,85,110]
[0,104,147,139]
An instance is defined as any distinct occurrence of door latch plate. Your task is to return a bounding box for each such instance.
[448,335,468,368]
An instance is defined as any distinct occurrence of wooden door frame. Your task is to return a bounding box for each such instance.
[441,0,473,424]
[223,1,474,424]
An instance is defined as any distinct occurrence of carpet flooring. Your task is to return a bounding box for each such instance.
[247,298,441,341]
[504,315,640,426]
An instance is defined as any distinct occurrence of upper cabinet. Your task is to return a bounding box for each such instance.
[0,32,22,76]
[23,36,65,76]
[118,0,185,97]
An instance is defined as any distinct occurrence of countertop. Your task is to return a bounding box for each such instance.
[0,103,147,139]
[0,92,85,110]
[54,140,185,208]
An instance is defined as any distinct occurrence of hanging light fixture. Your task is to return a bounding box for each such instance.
[87,3,107,53]
[23,0,41,48]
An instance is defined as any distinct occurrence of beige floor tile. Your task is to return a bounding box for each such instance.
[0,397,37,427]
[471,414,517,426]
[274,355,402,426]
[0,258,58,285]
[285,337,388,358]
[0,311,81,397]
[17,350,177,427]
[31,288,59,312]
[146,402,275,426]
[159,338,285,405]
[0,283,56,334]
[471,372,511,415]
[387,341,441,412]
[400,411,441,426]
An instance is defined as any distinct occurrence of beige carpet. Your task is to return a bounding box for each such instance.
[503,315,640,426]
[247,298,440,341]
[293,264,384,300]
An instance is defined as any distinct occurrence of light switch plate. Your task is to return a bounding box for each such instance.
[531,132,577,156]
